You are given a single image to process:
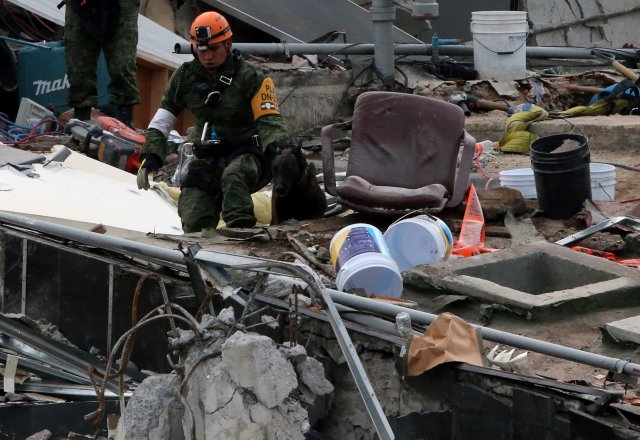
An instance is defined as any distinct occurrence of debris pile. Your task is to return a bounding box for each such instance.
[117,309,333,440]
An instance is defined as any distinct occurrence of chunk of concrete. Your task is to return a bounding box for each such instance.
[263,274,308,299]
[116,374,185,440]
[296,357,334,396]
[221,332,298,408]
[605,316,640,345]
[25,430,51,440]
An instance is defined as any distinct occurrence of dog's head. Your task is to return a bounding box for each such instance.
[271,144,306,197]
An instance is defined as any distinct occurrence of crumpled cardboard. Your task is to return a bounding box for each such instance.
[406,312,483,376]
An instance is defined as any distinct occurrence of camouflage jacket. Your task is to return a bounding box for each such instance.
[142,52,290,163]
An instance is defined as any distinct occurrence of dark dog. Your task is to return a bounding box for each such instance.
[270,145,327,225]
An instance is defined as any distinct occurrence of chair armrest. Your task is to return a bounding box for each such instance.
[447,130,476,208]
[321,120,352,196]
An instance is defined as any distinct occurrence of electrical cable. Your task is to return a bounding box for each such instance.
[0,114,64,143]
[1,1,46,41]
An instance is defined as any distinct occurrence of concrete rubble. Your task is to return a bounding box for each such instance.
[2,1,640,439]
[117,308,333,440]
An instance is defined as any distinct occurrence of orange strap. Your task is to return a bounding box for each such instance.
[571,246,640,267]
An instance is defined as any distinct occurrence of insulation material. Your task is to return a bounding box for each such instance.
[0,147,183,235]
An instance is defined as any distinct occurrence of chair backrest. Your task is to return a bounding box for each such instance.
[346,91,466,194]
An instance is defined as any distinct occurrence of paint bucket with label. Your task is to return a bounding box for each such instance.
[383,215,450,272]
[330,223,403,298]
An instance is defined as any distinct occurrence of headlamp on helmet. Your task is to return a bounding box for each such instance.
[190,11,233,51]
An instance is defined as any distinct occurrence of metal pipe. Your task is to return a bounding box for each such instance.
[326,289,640,377]
[4,211,639,379]
[371,0,396,84]
[0,211,185,267]
[175,41,638,61]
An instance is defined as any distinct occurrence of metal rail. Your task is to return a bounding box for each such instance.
[174,42,640,60]
[195,250,395,440]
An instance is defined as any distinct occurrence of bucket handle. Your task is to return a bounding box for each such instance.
[595,181,615,201]
[473,32,528,55]
[388,210,440,229]
[526,117,588,152]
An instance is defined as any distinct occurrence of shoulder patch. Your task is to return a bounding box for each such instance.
[251,78,280,119]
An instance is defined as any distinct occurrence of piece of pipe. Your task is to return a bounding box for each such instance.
[371,0,396,84]
[190,248,640,379]
[0,211,185,267]
[175,41,639,61]
[195,250,395,440]
[3,211,639,380]
[326,289,640,378]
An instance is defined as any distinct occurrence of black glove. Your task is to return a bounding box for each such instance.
[136,154,162,190]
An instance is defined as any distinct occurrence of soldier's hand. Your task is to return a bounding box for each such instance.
[136,155,162,190]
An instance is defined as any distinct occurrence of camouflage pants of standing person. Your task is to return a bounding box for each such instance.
[178,153,265,232]
[63,1,140,108]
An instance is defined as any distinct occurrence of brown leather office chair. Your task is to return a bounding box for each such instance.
[321,91,476,216]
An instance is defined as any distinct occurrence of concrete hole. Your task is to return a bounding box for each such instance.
[417,242,640,312]
[454,252,618,295]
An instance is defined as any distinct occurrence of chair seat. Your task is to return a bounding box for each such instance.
[337,175,449,210]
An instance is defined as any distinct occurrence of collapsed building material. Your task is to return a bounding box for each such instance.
[0,313,128,394]
[555,215,640,247]
[3,210,640,437]
[117,312,333,440]
[194,250,396,440]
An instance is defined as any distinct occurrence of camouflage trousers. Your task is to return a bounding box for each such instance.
[64,2,140,108]
[178,153,265,232]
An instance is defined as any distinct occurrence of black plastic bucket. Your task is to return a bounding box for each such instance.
[530,133,591,219]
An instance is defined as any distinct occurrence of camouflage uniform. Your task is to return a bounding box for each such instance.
[64,0,140,109]
[142,52,290,232]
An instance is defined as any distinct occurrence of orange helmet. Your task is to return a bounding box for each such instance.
[190,11,233,49]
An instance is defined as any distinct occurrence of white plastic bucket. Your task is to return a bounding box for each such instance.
[330,223,403,298]
[383,215,449,272]
[499,168,536,198]
[500,163,616,201]
[471,11,528,80]
[590,163,616,201]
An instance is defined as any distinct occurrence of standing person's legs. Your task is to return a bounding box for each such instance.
[102,4,140,125]
[64,7,102,119]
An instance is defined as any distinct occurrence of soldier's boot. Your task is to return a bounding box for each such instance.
[116,105,134,128]
[74,106,91,122]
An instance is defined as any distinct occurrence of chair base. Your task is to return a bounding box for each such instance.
[338,197,448,217]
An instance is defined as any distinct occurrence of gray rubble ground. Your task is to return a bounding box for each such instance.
[117,308,333,440]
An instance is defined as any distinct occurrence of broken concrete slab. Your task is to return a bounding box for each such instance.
[605,316,640,345]
[221,332,299,408]
[116,374,185,440]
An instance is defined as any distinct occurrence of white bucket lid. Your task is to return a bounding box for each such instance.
[384,217,447,272]
[499,168,534,178]
[336,252,403,298]
[590,163,616,176]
